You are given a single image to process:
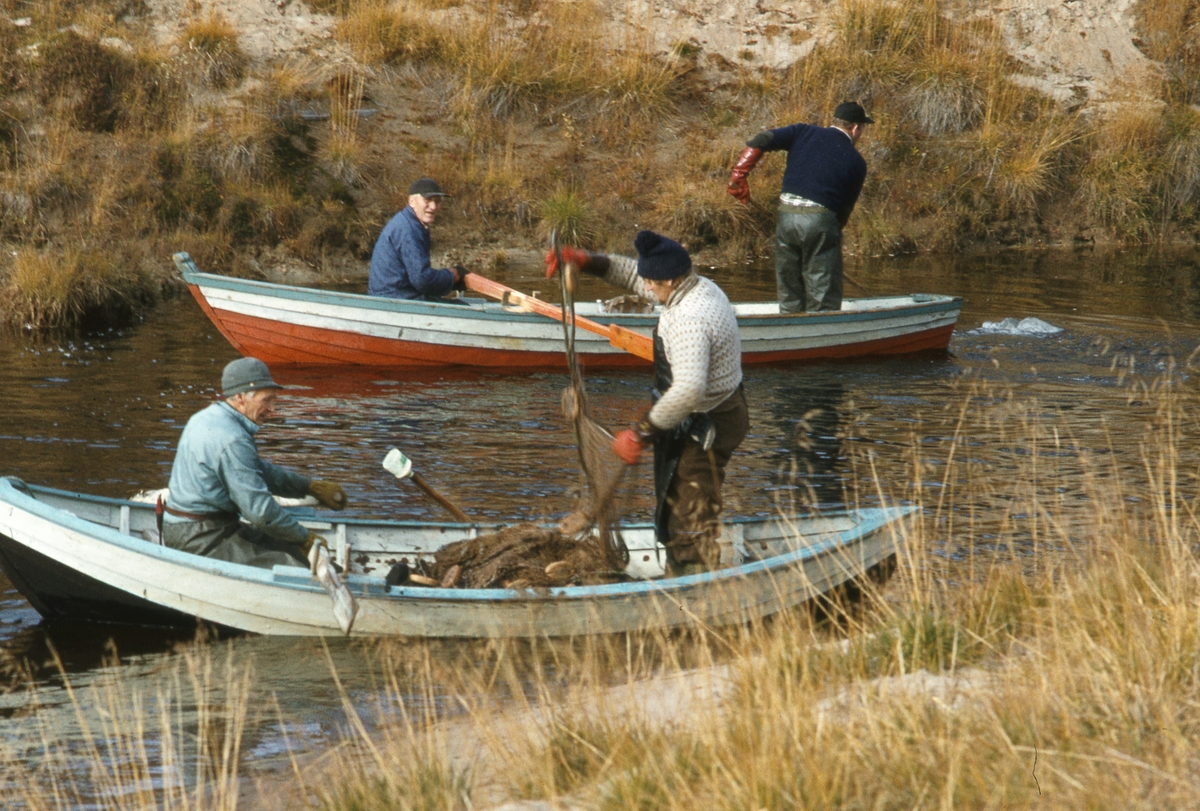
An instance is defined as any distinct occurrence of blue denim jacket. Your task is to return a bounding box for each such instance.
[165,402,312,544]
[367,206,456,300]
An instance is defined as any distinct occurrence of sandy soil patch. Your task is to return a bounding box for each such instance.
[141,0,1158,105]
[241,656,999,811]
[147,0,354,65]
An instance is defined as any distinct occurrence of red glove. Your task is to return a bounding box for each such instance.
[612,429,647,465]
[544,246,593,279]
[612,414,657,465]
[727,146,763,204]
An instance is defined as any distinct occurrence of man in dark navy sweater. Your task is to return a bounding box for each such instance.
[727,102,873,312]
[368,178,467,301]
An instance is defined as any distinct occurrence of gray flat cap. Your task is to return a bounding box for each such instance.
[222,357,282,397]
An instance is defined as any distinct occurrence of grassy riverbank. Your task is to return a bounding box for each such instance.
[4,367,1200,809]
[0,0,1198,333]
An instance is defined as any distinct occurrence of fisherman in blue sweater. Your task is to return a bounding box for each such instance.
[368,178,468,301]
[727,101,873,313]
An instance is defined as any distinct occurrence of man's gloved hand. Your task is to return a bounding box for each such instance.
[300,530,327,557]
[452,266,469,291]
[544,246,607,279]
[612,414,658,465]
[727,146,763,204]
[309,480,348,510]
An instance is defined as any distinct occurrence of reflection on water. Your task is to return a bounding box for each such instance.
[764,380,848,512]
[3,248,1200,794]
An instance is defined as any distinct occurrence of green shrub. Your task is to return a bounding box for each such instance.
[538,186,593,246]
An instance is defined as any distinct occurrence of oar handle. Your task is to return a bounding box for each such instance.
[410,471,472,523]
[463,274,654,361]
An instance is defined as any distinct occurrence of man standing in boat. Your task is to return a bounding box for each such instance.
[162,357,348,568]
[368,178,469,302]
[726,101,873,313]
[546,232,748,575]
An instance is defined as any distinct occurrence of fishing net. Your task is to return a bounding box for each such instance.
[427,522,622,588]
[422,244,636,589]
[551,244,631,570]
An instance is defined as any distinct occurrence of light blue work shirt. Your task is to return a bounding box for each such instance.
[165,401,312,544]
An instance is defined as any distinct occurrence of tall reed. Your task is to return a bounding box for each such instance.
[1,641,252,810]
[7,365,1200,809]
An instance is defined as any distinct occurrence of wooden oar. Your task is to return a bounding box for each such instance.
[462,273,654,361]
[382,448,472,523]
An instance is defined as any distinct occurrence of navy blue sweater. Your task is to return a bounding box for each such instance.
[367,206,456,300]
[759,124,867,226]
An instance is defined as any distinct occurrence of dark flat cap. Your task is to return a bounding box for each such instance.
[834,101,874,125]
[408,178,450,197]
[222,357,282,397]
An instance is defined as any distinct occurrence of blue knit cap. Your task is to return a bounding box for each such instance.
[634,230,691,280]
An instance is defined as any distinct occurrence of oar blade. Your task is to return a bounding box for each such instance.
[310,544,358,635]
[382,447,413,479]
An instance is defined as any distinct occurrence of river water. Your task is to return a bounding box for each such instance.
[2,248,1199,798]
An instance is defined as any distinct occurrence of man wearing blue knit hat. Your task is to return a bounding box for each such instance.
[546,231,748,575]
[726,101,873,312]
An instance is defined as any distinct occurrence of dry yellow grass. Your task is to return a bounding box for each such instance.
[325,71,368,187]
[6,369,1200,810]
[3,0,1200,333]
[179,9,247,89]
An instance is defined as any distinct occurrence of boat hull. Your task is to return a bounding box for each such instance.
[0,478,913,638]
[176,254,961,370]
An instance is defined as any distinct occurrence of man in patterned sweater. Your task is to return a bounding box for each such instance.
[547,231,749,574]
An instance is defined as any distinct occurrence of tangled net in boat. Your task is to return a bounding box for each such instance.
[419,388,634,589]
[427,521,625,589]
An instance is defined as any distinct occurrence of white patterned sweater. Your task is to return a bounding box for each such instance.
[604,255,743,431]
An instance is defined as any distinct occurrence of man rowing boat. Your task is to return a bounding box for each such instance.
[547,231,749,575]
[368,177,469,302]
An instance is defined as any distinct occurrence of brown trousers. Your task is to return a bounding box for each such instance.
[660,387,750,568]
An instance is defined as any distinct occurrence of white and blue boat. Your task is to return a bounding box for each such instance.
[0,477,912,638]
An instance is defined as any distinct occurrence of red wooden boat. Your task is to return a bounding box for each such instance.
[175,252,960,369]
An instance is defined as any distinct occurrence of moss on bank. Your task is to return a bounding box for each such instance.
[0,0,1198,334]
